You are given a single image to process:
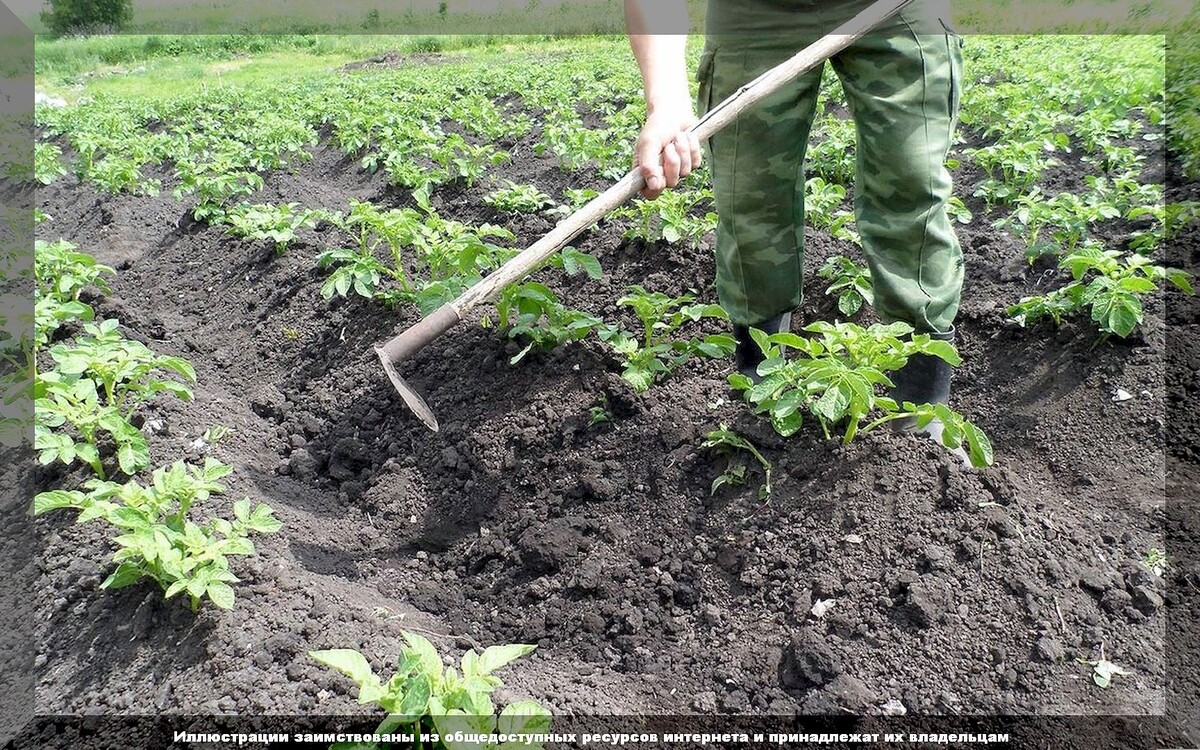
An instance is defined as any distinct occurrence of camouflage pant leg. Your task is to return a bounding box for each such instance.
[697,44,823,326]
[832,24,965,333]
[698,2,965,332]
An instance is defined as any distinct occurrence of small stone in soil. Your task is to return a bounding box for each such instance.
[288,448,319,479]
[805,674,877,714]
[1131,585,1163,614]
[692,691,719,712]
[779,631,842,689]
[1078,567,1115,594]
[1034,637,1066,662]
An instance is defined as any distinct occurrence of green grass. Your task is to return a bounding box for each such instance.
[23,0,644,36]
[32,34,558,94]
[954,0,1192,33]
[1166,10,1200,176]
[31,35,700,106]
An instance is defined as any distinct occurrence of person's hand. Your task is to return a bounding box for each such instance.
[633,97,701,200]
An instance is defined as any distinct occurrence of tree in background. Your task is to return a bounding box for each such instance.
[40,0,134,35]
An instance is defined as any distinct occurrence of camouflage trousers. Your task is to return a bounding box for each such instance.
[699,0,965,333]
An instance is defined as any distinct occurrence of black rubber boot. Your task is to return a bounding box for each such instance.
[889,327,955,433]
[733,311,792,383]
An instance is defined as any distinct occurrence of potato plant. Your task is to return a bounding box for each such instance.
[35,239,114,304]
[35,371,149,478]
[318,200,515,315]
[428,134,511,189]
[546,188,601,221]
[88,154,162,197]
[48,318,196,415]
[484,180,554,215]
[1007,244,1194,338]
[33,238,113,348]
[493,282,607,365]
[817,255,874,317]
[729,321,993,467]
[968,138,1064,206]
[798,178,859,245]
[34,306,194,478]
[600,286,735,393]
[34,459,281,610]
[443,93,532,142]
[222,202,325,254]
[34,141,68,186]
[310,631,549,750]
[616,188,716,249]
[32,248,186,477]
[36,316,196,478]
[806,115,856,186]
[1126,200,1200,255]
[702,424,772,501]
[488,247,606,364]
[536,114,632,180]
[994,188,1122,264]
[173,157,266,223]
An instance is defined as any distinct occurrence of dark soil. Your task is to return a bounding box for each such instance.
[23,78,1195,747]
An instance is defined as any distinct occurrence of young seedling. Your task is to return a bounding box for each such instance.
[546,246,603,281]
[310,632,550,749]
[33,239,113,347]
[34,142,68,186]
[1007,243,1194,338]
[484,180,554,215]
[806,116,856,185]
[33,458,282,610]
[222,202,324,254]
[1126,200,1200,254]
[317,200,421,305]
[701,424,772,501]
[1078,646,1130,689]
[319,200,516,315]
[968,139,1061,199]
[817,255,874,317]
[88,154,161,197]
[34,371,146,478]
[546,188,601,221]
[48,319,195,416]
[946,196,974,225]
[601,286,735,393]
[429,134,510,188]
[618,189,717,248]
[729,321,993,467]
[34,319,194,478]
[587,394,613,427]
[492,282,607,365]
[173,158,265,224]
[1142,547,1168,577]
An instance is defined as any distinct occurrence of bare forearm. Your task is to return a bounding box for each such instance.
[624,0,690,112]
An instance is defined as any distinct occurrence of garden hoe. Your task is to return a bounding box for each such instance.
[374,0,916,431]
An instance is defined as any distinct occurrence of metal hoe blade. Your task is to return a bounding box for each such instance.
[375,345,440,432]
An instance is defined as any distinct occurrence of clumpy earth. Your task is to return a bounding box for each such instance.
[20,52,1197,749]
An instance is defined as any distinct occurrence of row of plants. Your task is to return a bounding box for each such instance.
[267,186,993,466]
[25,35,1186,511]
[31,234,282,611]
[29,237,553,744]
[31,38,1187,320]
[26,201,555,742]
[208,162,1190,467]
